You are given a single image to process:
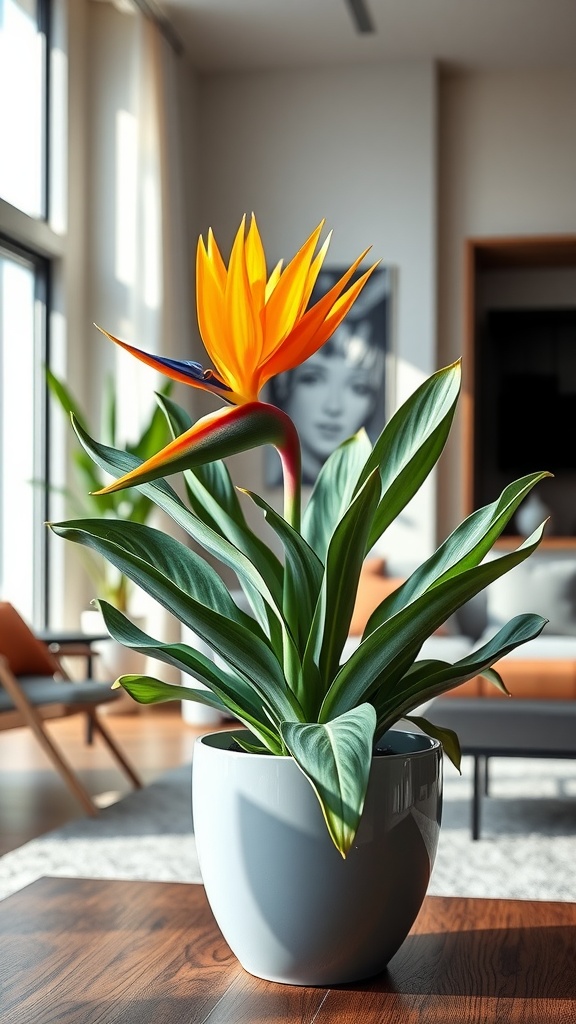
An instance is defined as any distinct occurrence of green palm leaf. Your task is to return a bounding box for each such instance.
[320,526,545,722]
[302,430,373,562]
[49,518,303,726]
[357,361,461,550]
[281,703,377,857]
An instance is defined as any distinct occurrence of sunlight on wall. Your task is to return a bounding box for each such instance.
[49,42,68,236]
[113,102,162,445]
[115,108,138,290]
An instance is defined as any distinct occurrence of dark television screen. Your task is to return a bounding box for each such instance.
[488,308,576,473]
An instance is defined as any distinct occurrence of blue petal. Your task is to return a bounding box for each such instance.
[152,355,231,391]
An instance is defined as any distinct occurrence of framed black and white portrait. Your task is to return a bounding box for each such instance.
[266,265,393,486]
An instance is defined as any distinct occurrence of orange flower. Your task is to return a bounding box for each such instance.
[98,215,378,405]
[94,217,378,499]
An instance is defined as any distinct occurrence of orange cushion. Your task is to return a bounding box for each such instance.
[350,562,404,636]
[0,603,60,676]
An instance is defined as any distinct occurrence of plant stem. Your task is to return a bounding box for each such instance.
[277,416,302,532]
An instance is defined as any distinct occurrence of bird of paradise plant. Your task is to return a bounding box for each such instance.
[50,216,548,856]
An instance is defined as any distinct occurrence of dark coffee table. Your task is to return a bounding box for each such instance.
[428,697,576,839]
[1,876,575,1022]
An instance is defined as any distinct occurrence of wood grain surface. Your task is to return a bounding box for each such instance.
[1,877,575,1023]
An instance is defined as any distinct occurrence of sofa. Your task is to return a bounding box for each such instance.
[343,552,576,700]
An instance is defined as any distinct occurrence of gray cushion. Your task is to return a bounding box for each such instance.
[0,676,120,713]
[486,557,576,636]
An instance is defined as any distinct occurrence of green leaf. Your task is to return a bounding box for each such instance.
[179,465,284,648]
[320,526,546,722]
[70,416,285,624]
[357,361,461,550]
[373,612,546,734]
[303,470,381,709]
[242,489,323,652]
[49,518,303,727]
[281,703,377,857]
[99,602,284,752]
[404,715,462,772]
[113,674,228,709]
[364,472,551,635]
[302,430,373,562]
[480,666,508,695]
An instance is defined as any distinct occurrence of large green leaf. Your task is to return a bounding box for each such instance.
[303,470,381,711]
[243,489,323,651]
[97,600,281,748]
[156,392,283,644]
[281,703,377,858]
[49,518,303,726]
[357,361,461,550]
[320,526,545,722]
[301,430,373,562]
[70,417,285,627]
[373,612,546,735]
[115,675,283,754]
[364,472,551,635]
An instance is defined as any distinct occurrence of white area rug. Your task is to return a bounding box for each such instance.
[1,756,576,902]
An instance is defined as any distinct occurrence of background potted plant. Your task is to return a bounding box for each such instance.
[45,367,173,683]
[50,217,547,984]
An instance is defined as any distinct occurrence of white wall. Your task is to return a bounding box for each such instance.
[196,60,439,567]
[438,69,576,537]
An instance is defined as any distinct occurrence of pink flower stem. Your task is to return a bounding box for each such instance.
[276,415,302,533]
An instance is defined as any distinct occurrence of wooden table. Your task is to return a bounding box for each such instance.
[1,877,575,1023]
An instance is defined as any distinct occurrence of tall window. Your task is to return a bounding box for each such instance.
[0,242,49,624]
[0,0,48,219]
[0,0,51,624]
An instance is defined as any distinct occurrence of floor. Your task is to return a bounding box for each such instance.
[0,707,211,856]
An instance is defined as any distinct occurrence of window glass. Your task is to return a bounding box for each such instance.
[0,0,47,217]
[0,243,47,623]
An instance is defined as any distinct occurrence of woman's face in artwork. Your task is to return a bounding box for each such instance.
[282,321,381,479]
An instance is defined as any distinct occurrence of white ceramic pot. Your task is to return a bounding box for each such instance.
[193,728,442,986]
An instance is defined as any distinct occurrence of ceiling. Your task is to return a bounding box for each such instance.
[154,0,576,74]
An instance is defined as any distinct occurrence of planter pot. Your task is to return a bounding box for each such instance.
[193,728,442,986]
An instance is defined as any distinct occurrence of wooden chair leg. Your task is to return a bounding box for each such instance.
[88,711,143,789]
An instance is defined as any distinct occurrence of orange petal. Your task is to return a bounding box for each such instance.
[296,230,331,320]
[265,259,283,302]
[206,227,227,291]
[263,221,325,355]
[245,215,267,360]
[225,216,260,383]
[259,249,374,384]
[196,238,235,385]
